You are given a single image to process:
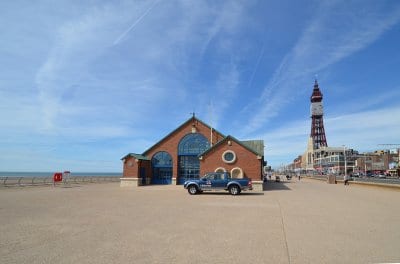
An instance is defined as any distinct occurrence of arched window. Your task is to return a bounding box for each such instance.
[151,151,173,185]
[231,167,243,179]
[152,151,172,167]
[178,133,210,155]
[177,133,210,184]
[215,167,226,173]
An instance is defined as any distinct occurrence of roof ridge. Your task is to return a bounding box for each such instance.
[142,116,225,155]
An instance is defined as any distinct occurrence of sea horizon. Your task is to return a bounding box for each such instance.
[0,171,122,177]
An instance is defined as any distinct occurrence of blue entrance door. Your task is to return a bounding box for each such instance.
[152,167,172,184]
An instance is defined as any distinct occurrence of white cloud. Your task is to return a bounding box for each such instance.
[34,2,175,133]
[34,0,251,136]
[4,0,399,172]
[35,4,123,130]
[261,105,400,167]
[326,106,400,149]
[241,1,400,136]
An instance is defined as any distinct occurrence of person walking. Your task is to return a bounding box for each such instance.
[344,174,350,185]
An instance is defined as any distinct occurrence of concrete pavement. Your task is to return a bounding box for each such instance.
[1,179,399,264]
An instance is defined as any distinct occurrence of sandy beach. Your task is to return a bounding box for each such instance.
[1,179,399,264]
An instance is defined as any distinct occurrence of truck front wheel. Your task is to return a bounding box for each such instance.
[188,185,198,195]
[229,185,240,195]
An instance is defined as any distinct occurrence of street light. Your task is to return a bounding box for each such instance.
[343,145,347,177]
[364,154,367,177]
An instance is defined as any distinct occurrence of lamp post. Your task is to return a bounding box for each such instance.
[343,145,347,177]
[364,154,367,177]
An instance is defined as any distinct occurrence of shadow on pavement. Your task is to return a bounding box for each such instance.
[58,185,82,188]
[263,181,292,191]
[240,192,265,196]
[199,191,264,196]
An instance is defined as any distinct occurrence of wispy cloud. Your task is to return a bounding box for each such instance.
[35,1,171,133]
[240,1,400,136]
[247,43,265,90]
[4,0,399,171]
[34,0,251,135]
[113,0,160,45]
[35,4,121,130]
[325,85,400,117]
[326,106,400,148]
[260,105,400,166]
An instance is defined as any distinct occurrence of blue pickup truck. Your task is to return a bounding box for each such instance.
[183,172,253,195]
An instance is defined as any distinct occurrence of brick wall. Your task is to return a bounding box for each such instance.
[122,156,138,177]
[200,140,263,181]
[122,157,151,178]
[143,119,224,178]
[122,118,263,182]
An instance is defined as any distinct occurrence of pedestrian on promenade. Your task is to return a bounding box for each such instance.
[344,174,349,185]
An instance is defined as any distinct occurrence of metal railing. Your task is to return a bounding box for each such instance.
[306,174,400,185]
[0,176,120,187]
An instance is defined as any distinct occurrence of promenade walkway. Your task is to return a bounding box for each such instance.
[1,179,399,264]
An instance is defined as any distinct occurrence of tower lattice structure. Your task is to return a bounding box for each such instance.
[310,80,328,149]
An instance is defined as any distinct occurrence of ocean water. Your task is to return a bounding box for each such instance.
[0,172,122,178]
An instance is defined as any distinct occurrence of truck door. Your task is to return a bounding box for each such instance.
[211,173,226,189]
[198,174,210,190]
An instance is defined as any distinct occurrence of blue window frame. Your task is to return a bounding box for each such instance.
[151,151,173,184]
[224,152,234,161]
[177,133,209,184]
[178,133,210,155]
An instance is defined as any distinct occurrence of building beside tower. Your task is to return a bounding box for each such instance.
[300,80,355,174]
[120,116,265,187]
[287,80,399,176]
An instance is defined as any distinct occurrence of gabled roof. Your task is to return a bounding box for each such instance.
[199,135,264,157]
[121,153,150,161]
[241,140,264,156]
[142,116,225,155]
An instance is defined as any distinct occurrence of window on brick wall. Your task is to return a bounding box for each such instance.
[177,133,210,184]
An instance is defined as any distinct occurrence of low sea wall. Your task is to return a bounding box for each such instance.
[0,176,120,187]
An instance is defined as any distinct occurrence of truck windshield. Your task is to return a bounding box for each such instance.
[203,174,214,180]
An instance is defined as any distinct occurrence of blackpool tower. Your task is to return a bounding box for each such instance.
[310,80,328,149]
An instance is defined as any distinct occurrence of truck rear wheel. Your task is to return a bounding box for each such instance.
[229,185,240,195]
[188,185,198,195]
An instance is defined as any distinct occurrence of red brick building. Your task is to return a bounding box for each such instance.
[121,116,265,186]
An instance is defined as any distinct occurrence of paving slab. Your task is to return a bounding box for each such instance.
[0,179,399,264]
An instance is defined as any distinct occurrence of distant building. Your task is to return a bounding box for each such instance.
[354,150,399,176]
[120,116,265,187]
[312,146,357,175]
[293,155,302,170]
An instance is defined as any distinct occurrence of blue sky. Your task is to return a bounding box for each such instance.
[1,0,400,172]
